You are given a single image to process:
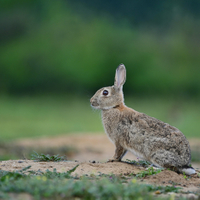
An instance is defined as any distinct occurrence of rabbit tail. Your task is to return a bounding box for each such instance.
[180,165,196,175]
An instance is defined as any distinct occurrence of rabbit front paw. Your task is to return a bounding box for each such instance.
[107,158,121,162]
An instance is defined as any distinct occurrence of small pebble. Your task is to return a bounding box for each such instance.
[155,190,161,194]
[92,160,96,163]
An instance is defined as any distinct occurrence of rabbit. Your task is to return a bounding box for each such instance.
[90,64,196,175]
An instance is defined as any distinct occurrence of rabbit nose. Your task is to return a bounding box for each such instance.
[90,98,99,107]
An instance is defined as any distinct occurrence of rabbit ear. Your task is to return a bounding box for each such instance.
[114,64,126,90]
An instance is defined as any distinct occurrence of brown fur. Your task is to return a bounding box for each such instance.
[90,64,194,174]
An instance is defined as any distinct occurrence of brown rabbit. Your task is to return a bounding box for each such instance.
[90,64,195,175]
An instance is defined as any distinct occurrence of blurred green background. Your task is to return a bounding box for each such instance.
[0,0,200,141]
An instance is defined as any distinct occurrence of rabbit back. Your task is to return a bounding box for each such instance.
[102,105,191,168]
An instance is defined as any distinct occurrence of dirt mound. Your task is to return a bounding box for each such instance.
[146,170,188,185]
[0,159,199,193]
[72,161,142,176]
[0,160,141,176]
[1,133,200,196]
[145,170,200,191]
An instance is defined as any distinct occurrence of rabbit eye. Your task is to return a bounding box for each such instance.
[102,90,109,96]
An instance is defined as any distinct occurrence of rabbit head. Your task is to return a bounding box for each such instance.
[90,64,126,110]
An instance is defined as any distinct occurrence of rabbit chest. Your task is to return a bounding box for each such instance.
[101,108,136,144]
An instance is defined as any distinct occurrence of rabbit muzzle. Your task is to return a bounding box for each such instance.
[90,98,99,108]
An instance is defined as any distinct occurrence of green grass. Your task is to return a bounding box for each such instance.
[0,95,200,141]
[0,164,183,200]
[0,95,102,141]
[191,148,200,162]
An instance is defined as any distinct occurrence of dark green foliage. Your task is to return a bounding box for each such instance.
[31,151,66,162]
[69,0,200,26]
[0,1,200,97]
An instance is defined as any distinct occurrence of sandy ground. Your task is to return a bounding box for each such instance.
[0,133,200,198]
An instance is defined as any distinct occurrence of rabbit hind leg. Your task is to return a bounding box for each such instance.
[150,150,179,171]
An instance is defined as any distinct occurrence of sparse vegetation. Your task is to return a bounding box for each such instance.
[126,158,151,167]
[0,142,77,161]
[136,167,163,178]
[0,166,31,182]
[31,151,66,162]
[183,172,187,180]
[0,164,184,200]
[146,185,181,194]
